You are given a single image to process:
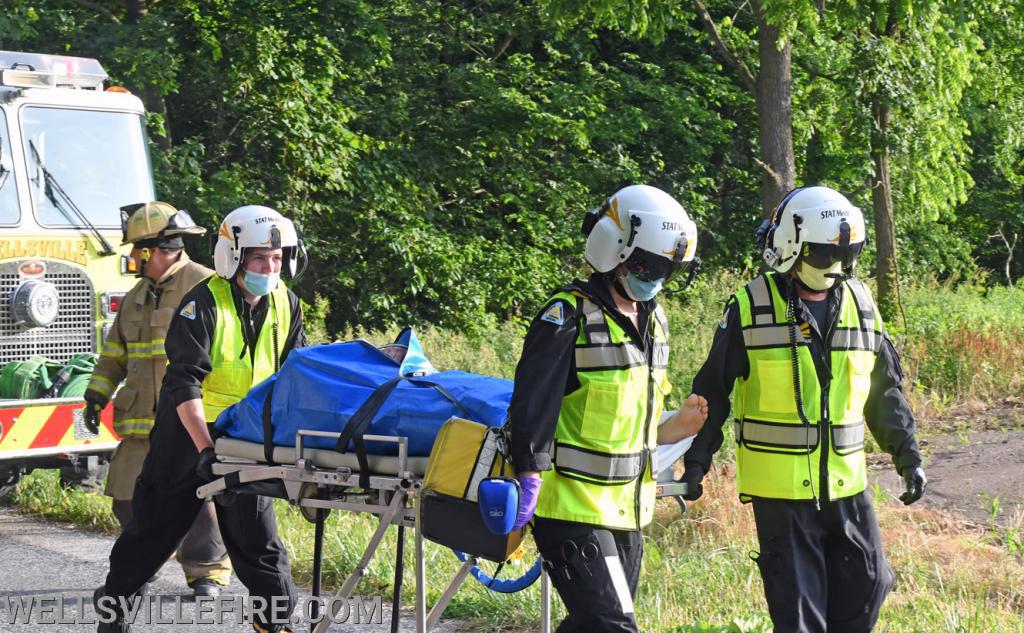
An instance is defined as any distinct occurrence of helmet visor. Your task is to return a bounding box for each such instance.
[166,209,200,233]
[625,241,691,283]
[801,241,864,270]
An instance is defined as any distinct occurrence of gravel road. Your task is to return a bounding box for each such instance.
[0,506,466,632]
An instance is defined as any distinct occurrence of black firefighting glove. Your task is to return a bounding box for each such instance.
[195,447,218,484]
[83,398,103,435]
[899,465,927,506]
[681,465,705,501]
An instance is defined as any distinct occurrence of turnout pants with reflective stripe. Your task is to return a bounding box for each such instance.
[751,492,893,633]
[104,468,296,628]
[534,518,643,633]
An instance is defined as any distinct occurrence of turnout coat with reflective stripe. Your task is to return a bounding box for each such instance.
[86,255,212,438]
[535,289,670,530]
[733,272,883,501]
[201,276,291,423]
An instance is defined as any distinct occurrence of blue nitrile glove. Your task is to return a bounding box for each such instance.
[512,476,542,531]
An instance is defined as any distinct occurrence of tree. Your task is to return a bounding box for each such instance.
[814,1,980,314]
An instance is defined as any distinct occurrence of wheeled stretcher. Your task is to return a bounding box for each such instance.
[197,426,691,633]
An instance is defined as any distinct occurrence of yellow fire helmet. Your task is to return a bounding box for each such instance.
[120,201,206,246]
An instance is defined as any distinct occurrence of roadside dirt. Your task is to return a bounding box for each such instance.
[869,398,1024,527]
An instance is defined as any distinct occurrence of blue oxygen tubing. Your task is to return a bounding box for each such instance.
[452,551,543,593]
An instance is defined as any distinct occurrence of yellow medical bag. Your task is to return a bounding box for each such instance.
[420,417,523,562]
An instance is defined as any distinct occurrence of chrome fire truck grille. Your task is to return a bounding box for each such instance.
[0,261,95,365]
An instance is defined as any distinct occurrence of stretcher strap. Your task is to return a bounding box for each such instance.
[262,381,277,465]
[337,376,471,488]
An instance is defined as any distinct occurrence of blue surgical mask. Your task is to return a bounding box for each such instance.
[242,270,280,296]
[622,272,664,302]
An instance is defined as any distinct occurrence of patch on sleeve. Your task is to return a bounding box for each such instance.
[179,300,197,320]
[539,301,567,325]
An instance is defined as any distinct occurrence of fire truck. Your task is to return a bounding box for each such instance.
[0,50,153,493]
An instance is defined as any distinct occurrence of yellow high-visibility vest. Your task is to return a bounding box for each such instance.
[733,272,883,501]
[202,276,290,423]
[535,289,671,530]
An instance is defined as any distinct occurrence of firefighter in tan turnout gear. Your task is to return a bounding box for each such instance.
[84,201,232,597]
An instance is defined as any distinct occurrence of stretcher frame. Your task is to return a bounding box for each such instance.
[197,427,690,633]
[197,428,503,633]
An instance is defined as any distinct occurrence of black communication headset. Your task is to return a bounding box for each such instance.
[756,187,807,268]
[580,198,611,237]
[581,196,642,253]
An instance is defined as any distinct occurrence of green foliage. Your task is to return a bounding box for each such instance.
[1,0,1020,331]
[898,279,1024,399]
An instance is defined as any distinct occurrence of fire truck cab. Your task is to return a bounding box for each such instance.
[0,50,153,493]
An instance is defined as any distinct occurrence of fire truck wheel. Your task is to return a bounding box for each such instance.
[58,456,109,494]
[0,466,24,498]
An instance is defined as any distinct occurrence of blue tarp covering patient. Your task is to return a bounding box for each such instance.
[215,328,513,456]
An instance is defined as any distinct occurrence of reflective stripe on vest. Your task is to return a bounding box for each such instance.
[575,344,647,370]
[734,419,819,450]
[733,273,882,501]
[554,442,643,483]
[742,324,809,349]
[202,276,290,423]
[536,289,669,530]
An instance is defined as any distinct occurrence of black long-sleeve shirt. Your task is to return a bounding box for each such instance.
[685,275,921,482]
[508,274,655,474]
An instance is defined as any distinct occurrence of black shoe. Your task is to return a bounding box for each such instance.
[189,578,222,598]
[94,586,132,633]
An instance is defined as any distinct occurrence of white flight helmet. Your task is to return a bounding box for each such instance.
[582,184,698,283]
[759,186,866,274]
[213,205,306,279]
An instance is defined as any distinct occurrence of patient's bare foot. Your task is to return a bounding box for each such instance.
[677,393,708,437]
[657,394,709,444]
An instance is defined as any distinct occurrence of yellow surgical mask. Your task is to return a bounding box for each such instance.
[795,260,842,291]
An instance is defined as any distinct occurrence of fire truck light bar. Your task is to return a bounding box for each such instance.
[0,50,107,90]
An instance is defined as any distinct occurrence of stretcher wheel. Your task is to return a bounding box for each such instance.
[298,482,331,523]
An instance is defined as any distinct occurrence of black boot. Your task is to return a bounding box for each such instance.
[93,586,132,633]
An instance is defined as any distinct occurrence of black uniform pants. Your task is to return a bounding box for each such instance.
[751,491,893,633]
[103,468,296,628]
[533,518,643,633]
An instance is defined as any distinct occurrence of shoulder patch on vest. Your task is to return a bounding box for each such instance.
[539,301,568,325]
[179,300,197,320]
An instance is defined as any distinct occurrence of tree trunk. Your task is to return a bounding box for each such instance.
[870,97,897,319]
[122,0,173,149]
[753,2,796,218]
[693,0,795,218]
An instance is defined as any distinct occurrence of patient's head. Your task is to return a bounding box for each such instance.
[379,343,408,363]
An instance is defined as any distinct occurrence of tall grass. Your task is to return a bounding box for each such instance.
[897,280,1024,401]
[324,272,1024,406]
[7,276,1024,631]
[10,466,1024,631]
